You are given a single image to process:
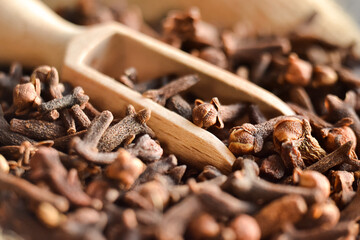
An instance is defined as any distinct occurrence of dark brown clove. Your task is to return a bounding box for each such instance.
[165,94,192,120]
[70,104,92,129]
[157,195,203,240]
[223,159,330,205]
[330,170,356,206]
[191,180,258,217]
[192,97,245,129]
[325,92,360,149]
[0,108,35,145]
[197,165,223,181]
[340,188,360,222]
[125,134,163,162]
[255,194,307,238]
[10,118,66,140]
[275,221,359,240]
[29,147,96,208]
[83,102,101,119]
[289,86,315,113]
[248,104,266,124]
[105,149,146,190]
[132,154,178,187]
[60,109,76,135]
[53,130,87,152]
[12,81,41,115]
[282,53,312,86]
[187,213,221,240]
[71,110,119,164]
[30,66,63,100]
[228,115,300,156]
[39,86,89,112]
[0,171,69,212]
[273,117,326,170]
[296,202,340,230]
[142,74,199,106]
[305,141,354,173]
[259,154,285,181]
[98,105,154,152]
[229,214,261,240]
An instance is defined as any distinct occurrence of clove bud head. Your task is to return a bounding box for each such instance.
[230,214,261,240]
[228,124,256,155]
[13,82,41,115]
[273,117,304,150]
[188,213,220,240]
[321,119,357,154]
[192,99,222,129]
[105,149,146,190]
[294,169,331,201]
[284,53,312,86]
[138,180,170,210]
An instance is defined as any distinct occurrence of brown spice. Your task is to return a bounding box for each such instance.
[255,194,307,238]
[39,86,89,112]
[142,74,199,106]
[192,97,245,129]
[97,105,154,152]
[10,118,66,140]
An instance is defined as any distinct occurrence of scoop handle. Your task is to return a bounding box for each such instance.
[0,0,83,70]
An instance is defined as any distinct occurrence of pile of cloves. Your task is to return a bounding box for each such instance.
[0,64,358,240]
[1,1,360,240]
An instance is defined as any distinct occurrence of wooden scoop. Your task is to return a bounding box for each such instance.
[0,0,294,173]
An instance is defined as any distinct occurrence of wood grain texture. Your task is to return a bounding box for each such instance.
[0,0,82,69]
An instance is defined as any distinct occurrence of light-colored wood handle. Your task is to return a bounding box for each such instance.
[0,0,83,70]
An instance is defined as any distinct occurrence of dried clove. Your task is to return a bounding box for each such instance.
[229,214,261,240]
[191,180,258,217]
[39,86,89,112]
[255,194,307,238]
[70,104,92,129]
[157,195,203,240]
[0,171,69,212]
[0,108,36,145]
[142,74,199,106]
[105,149,146,190]
[223,159,330,205]
[71,110,119,164]
[192,97,245,129]
[330,170,356,206]
[60,109,76,135]
[29,147,96,208]
[98,105,154,152]
[187,213,220,240]
[228,116,299,155]
[275,221,359,240]
[273,117,326,170]
[10,118,66,140]
[165,94,192,120]
[296,202,340,230]
[125,134,163,162]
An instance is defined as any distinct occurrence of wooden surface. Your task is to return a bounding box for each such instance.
[0,0,297,172]
[0,0,82,69]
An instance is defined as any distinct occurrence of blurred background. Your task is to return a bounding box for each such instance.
[40,0,360,57]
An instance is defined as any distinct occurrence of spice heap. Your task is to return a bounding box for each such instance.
[0,66,358,240]
[1,1,360,240]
